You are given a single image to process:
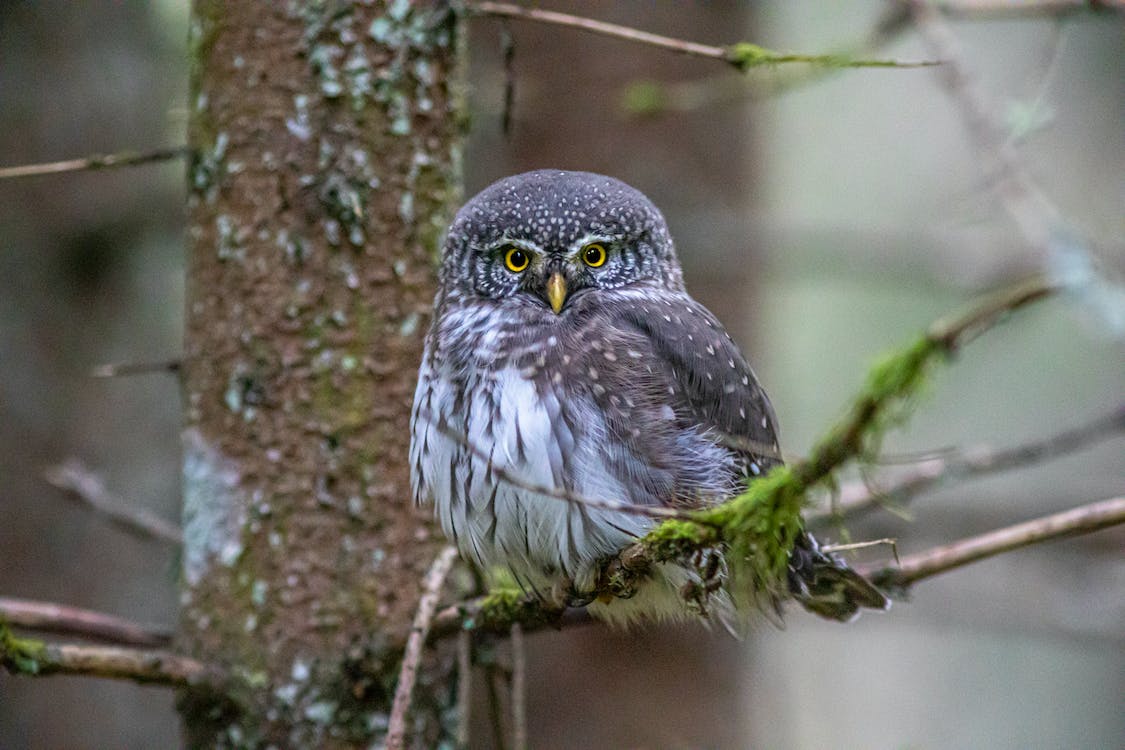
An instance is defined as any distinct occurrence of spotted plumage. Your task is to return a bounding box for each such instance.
[410,170,888,625]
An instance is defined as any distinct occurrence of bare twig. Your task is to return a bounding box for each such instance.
[0,627,218,688]
[468,1,938,70]
[44,459,184,546]
[864,496,1125,590]
[456,630,473,749]
[509,623,527,750]
[810,405,1125,523]
[387,546,460,750]
[418,408,692,521]
[935,0,1124,19]
[0,597,171,648]
[0,146,189,181]
[907,0,1059,251]
[90,359,181,378]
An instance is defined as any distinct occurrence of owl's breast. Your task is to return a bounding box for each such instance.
[410,356,655,589]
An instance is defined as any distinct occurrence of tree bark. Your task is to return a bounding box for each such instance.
[180,2,462,746]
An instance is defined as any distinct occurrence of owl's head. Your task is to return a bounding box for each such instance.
[438,170,684,315]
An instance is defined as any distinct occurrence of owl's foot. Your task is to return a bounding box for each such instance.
[548,577,598,609]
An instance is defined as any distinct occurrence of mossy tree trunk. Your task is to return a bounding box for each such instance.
[179,2,462,746]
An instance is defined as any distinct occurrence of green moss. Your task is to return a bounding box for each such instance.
[472,589,558,632]
[640,519,716,561]
[0,622,46,675]
[724,42,934,73]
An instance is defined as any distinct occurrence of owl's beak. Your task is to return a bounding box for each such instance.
[546,272,567,314]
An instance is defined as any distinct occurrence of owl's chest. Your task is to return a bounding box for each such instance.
[410,361,653,586]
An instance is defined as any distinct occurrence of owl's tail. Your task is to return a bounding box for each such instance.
[787,531,890,622]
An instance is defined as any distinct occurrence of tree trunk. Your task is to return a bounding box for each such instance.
[179,2,462,746]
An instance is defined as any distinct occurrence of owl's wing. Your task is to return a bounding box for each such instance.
[610,293,889,621]
[612,294,782,477]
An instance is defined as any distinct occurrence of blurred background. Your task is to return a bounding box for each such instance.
[0,2,1121,748]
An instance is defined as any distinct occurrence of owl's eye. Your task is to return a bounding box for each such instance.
[581,243,607,268]
[503,246,530,273]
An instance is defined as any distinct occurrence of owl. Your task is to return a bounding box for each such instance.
[410,170,888,625]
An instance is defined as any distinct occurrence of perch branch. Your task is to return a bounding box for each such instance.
[0,623,218,688]
[810,404,1125,523]
[0,146,188,181]
[387,546,460,750]
[864,496,1125,590]
[0,597,171,648]
[44,459,184,546]
[468,1,938,70]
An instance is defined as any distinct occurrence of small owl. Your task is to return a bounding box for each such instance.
[410,170,887,625]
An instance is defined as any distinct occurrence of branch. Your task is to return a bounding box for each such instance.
[622,5,916,115]
[864,496,1125,591]
[428,592,592,644]
[809,405,1125,523]
[44,459,184,546]
[468,1,938,70]
[907,0,1059,251]
[0,146,189,181]
[0,597,171,648]
[934,0,1125,18]
[386,546,460,750]
[0,623,218,688]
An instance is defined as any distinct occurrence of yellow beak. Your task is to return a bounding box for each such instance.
[546,272,567,314]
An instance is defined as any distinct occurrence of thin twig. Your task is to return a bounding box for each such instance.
[907,0,1059,251]
[809,405,1125,523]
[864,496,1125,590]
[509,623,527,750]
[0,146,189,181]
[821,538,900,561]
[386,546,460,750]
[456,630,473,749]
[0,597,171,648]
[44,459,184,546]
[0,628,218,688]
[90,359,181,378]
[935,0,1124,18]
[468,1,938,70]
[418,408,691,521]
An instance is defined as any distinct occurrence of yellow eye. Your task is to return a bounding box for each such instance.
[582,243,607,267]
[503,245,530,272]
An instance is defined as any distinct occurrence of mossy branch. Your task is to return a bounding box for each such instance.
[630,275,1059,600]
[0,620,220,688]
